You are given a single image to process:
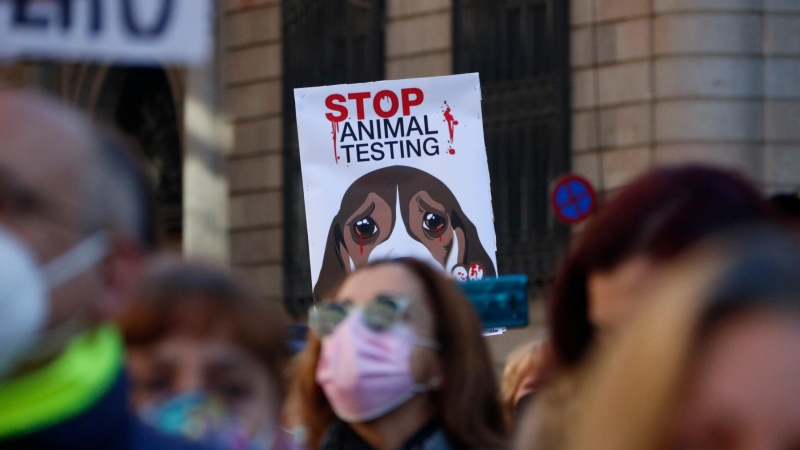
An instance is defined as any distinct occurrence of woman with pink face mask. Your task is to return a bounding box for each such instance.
[295,258,508,450]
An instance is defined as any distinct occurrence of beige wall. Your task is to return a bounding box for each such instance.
[386,0,452,79]
[223,0,285,300]
[571,0,800,195]
[182,1,233,262]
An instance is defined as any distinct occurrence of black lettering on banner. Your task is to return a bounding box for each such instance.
[423,137,439,155]
[424,116,438,135]
[406,117,423,136]
[340,122,356,142]
[356,144,369,162]
[13,0,48,28]
[13,0,101,32]
[60,0,72,29]
[407,139,422,157]
[89,0,102,33]
[342,145,354,163]
[123,0,173,38]
[386,141,397,159]
[357,121,374,141]
[371,142,385,161]
[384,118,404,138]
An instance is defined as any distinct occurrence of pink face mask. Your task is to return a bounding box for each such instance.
[315,309,440,422]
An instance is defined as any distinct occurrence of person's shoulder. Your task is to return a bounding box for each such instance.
[127,417,214,450]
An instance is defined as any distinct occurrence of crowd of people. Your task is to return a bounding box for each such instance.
[2,89,800,450]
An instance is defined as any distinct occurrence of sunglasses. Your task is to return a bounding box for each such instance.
[308,295,410,338]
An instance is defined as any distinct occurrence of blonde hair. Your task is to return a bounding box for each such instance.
[501,340,546,425]
[563,236,763,450]
[517,227,800,450]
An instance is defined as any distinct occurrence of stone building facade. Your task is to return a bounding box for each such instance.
[570,0,800,196]
[2,0,799,368]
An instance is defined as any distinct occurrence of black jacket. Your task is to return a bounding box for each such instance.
[320,419,459,450]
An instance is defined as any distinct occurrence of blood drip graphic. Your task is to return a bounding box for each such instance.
[330,119,341,164]
[469,263,484,280]
[443,101,459,155]
[359,234,363,254]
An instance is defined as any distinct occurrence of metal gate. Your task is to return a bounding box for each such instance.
[282,0,385,315]
[454,0,571,285]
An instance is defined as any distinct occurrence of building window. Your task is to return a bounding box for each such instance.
[282,0,385,315]
[454,0,571,285]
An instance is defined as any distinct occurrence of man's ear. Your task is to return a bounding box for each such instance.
[96,237,148,320]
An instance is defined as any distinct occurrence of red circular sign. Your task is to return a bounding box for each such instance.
[551,174,597,225]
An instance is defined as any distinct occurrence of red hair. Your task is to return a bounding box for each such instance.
[548,165,773,368]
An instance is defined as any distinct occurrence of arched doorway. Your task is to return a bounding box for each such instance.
[92,66,184,248]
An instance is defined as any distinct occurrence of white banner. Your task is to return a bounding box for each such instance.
[295,73,498,299]
[0,0,212,65]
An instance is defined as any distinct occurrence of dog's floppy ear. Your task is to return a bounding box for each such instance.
[313,219,350,301]
[450,209,496,277]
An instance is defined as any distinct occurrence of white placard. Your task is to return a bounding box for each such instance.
[295,73,498,299]
[0,0,212,65]
[482,327,507,337]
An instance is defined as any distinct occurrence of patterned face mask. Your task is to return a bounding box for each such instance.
[139,391,274,450]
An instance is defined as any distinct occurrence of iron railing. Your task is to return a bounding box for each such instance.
[453,0,571,285]
[282,0,385,316]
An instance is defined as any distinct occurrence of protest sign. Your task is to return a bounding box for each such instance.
[294,73,497,299]
[0,0,211,65]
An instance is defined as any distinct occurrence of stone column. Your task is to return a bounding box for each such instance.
[764,0,800,193]
[182,0,233,262]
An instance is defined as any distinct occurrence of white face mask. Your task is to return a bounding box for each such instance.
[0,226,109,379]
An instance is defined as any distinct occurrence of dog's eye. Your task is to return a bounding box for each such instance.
[422,212,447,233]
[353,217,378,238]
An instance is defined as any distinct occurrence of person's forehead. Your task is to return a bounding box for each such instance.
[689,312,800,419]
[337,264,426,304]
[0,91,91,157]
[0,92,92,213]
[149,332,257,367]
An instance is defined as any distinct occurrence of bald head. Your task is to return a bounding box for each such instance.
[0,89,155,247]
[0,90,93,235]
[0,89,157,341]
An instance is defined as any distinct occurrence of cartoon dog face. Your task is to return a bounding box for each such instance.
[314,166,496,300]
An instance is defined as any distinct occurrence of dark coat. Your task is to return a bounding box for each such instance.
[320,420,460,450]
[0,371,211,450]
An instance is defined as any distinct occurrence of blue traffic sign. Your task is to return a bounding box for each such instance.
[551,174,596,224]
